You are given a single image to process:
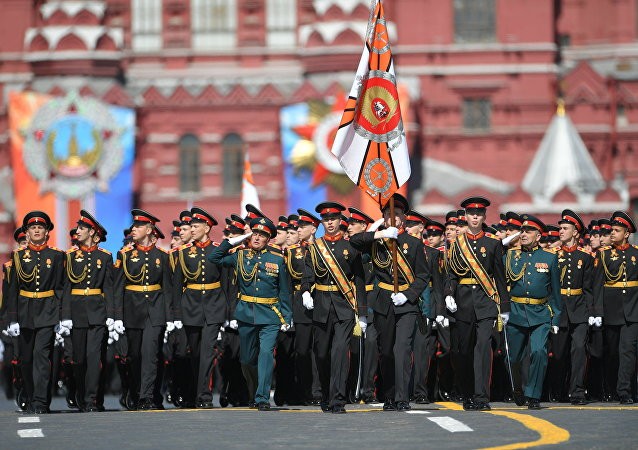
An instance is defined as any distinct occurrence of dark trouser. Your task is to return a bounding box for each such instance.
[507,322,550,400]
[71,325,106,406]
[239,322,279,404]
[294,322,314,402]
[451,317,494,402]
[412,318,436,399]
[603,325,621,398]
[126,319,164,401]
[347,335,362,402]
[274,329,296,404]
[435,324,454,397]
[18,326,54,409]
[375,309,417,403]
[314,305,354,408]
[361,320,379,401]
[220,330,248,405]
[616,322,638,399]
[548,322,588,399]
[185,323,222,402]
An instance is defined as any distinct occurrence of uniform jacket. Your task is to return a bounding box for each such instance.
[61,245,116,326]
[349,230,429,316]
[172,240,227,326]
[505,246,562,327]
[113,243,173,329]
[421,244,445,319]
[556,245,602,325]
[300,234,366,323]
[598,244,638,325]
[445,231,511,321]
[209,240,291,325]
[5,244,65,328]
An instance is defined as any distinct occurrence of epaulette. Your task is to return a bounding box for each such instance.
[158,247,169,254]
[633,245,638,250]
[268,250,284,259]
[97,247,111,255]
[3,261,12,268]
[119,246,134,254]
[543,247,558,254]
[599,246,611,252]
[576,247,595,257]
[287,243,301,250]
[169,246,180,254]
[486,233,500,240]
[180,243,193,250]
[50,246,63,252]
[66,248,77,254]
[269,243,282,250]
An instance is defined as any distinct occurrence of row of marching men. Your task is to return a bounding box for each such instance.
[2,195,637,414]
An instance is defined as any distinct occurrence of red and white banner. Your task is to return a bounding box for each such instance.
[240,152,260,217]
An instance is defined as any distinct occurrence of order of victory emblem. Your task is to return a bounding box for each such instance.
[22,91,124,199]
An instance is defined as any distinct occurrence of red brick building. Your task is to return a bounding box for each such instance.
[1,0,637,252]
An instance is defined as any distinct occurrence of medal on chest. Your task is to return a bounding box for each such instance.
[75,250,84,262]
[23,250,32,263]
[130,250,140,263]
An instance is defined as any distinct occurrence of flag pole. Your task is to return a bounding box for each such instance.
[389,196,399,293]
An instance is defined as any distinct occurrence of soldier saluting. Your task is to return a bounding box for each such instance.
[113,209,173,410]
[5,211,65,414]
[61,210,115,412]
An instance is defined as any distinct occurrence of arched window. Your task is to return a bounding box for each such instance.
[222,133,243,196]
[131,0,162,51]
[179,134,201,193]
[267,0,297,47]
[191,0,237,50]
[454,0,495,43]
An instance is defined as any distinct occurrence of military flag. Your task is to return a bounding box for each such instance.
[240,152,260,218]
[331,0,410,207]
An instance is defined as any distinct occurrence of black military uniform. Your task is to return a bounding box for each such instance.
[172,207,225,408]
[444,197,510,410]
[301,202,366,413]
[349,194,429,411]
[547,210,602,404]
[598,211,638,404]
[5,211,65,414]
[61,210,114,411]
[113,209,173,410]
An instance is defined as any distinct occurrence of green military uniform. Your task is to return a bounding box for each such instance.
[209,218,291,408]
[504,215,562,403]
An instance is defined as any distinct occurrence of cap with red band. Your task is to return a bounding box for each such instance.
[22,210,54,232]
[558,209,585,232]
[521,214,546,232]
[245,204,266,221]
[190,207,217,228]
[347,207,374,225]
[405,210,428,224]
[610,211,636,233]
[461,196,491,210]
[297,209,320,227]
[78,209,107,242]
[315,201,346,218]
[131,209,160,226]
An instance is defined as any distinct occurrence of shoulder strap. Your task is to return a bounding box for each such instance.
[455,233,499,303]
[380,238,416,284]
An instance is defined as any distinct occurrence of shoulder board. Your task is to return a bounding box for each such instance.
[180,243,193,250]
[212,241,220,247]
[633,245,638,250]
[169,247,179,253]
[543,247,558,254]
[506,247,518,254]
[66,248,77,254]
[269,243,282,250]
[4,260,12,268]
[576,247,593,257]
[98,247,111,255]
[157,247,169,254]
[598,246,611,252]
[486,233,500,240]
[49,246,63,252]
[287,243,301,250]
[119,246,133,254]
[268,250,284,259]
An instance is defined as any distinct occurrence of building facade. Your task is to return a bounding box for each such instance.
[1,0,637,253]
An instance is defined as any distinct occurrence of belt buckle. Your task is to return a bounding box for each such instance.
[201,284,206,291]
[567,287,571,296]
[143,285,148,292]
[32,292,38,299]
[84,287,90,296]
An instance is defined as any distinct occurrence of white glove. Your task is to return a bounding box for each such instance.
[445,295,457,313]
[593,317,602,327]
[500,312,510,326]
[588,316,595,326]
[380,227,399,240]
[61,319,73,331]
[108,329,119,345]
[223,320,230,328]
[228,232,252,246]
[217,331,223,341]
[359,316,368,334]
[229,319,238,330]
[163,329,170,344]
[166,321,175,333]
[391,292,408,306]
[280,323,291,332]
[54,333,65,347]
[551,326,559,334]
[502,232,521,246]
[106,318,115,331]
[113,320,125,334]
[443,318,449,327]
[435,315,445,327]
[7,322,20,337]
[173,320,183,330]
[56,321,71,337]
[302,291,314,310]
[368,218,385,232]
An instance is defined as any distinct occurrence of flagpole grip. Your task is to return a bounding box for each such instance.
[390,197,399,293]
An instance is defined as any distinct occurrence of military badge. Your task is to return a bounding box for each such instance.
[610,249,618,261]
[189,246,197,258]
[594,258,598,268]
[535,262,548,272]
[343,249,349,258]
[131,250,140,262]
[156,258,161,267]
[23,249,32,263]
[96,259,102,269]
[295,249,304,259]
[265,262,279,276]
[632,256,636,265]
[46,258,51,268]
[577,259,582,269]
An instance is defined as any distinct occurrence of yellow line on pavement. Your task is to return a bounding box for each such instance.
[436,402,464,411]
[478,410,570,450]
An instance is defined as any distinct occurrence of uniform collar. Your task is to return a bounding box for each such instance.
[195,239,211,248]
[323,232,343,242]
[80,244,98,252]
[135,243,155,252]
[614,243,630,251]
[27,243,48,251]
[561,244,578,252]
[466,230,485,240]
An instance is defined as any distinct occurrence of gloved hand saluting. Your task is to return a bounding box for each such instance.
[228,232,252,246]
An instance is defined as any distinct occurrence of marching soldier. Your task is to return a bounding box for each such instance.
[301,202,366,414]
[5,211,65,414]
[504,214,562,409]
[350,194,429,412]
[178,211,193,245]
[113,209,173,410]
[209,217,291,411]
[444,197,510,411]
[61,210,114,411]
[598,211,638,404]
[172,207,225,408]
[547,210,602,405]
